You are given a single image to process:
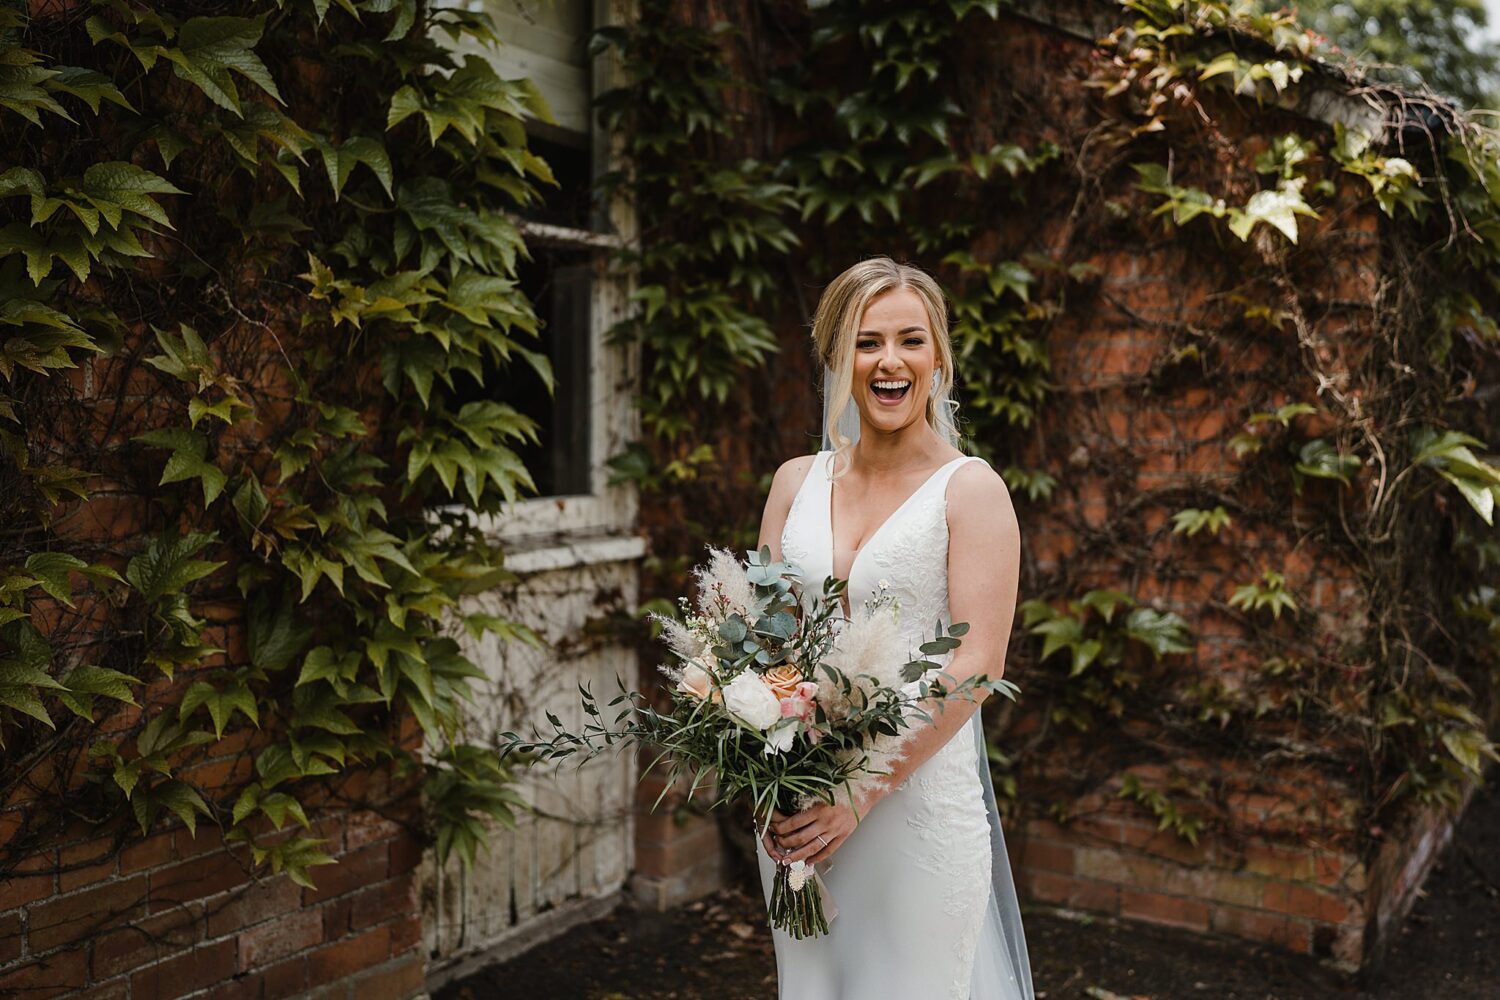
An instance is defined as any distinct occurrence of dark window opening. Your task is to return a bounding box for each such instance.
[521,125,596,232]
[454,245,593,499]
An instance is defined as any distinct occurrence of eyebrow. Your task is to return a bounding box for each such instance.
[856,326,928,336]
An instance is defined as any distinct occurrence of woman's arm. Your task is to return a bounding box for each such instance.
[757,454,816,560]
[768,460,1021,865]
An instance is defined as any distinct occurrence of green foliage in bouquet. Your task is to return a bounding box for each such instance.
[502,545,1018,937]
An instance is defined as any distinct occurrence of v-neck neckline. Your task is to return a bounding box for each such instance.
[826,453,967,605]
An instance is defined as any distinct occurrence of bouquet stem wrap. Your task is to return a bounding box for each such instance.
[760,815,838,939]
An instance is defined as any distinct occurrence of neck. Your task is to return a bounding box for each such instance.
[849,417,947,474]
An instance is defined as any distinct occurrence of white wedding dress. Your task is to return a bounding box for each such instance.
[757,448,1034,1000]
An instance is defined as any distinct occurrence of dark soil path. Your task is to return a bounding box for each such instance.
[437,780,1500,999]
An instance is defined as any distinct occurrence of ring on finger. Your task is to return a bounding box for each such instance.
[816,834,828,848]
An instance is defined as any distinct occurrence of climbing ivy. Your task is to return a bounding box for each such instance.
[600,0,1500,844]
[0,0,553,882]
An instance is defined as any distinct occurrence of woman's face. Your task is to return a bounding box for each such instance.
[850,287,938,437]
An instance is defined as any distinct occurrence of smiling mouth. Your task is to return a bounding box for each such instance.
[871,378,911,404]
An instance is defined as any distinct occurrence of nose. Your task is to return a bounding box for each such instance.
[878,342,900,370]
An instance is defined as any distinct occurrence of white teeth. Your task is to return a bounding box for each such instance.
[873,379,911,390]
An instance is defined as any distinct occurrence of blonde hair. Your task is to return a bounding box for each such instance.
[811,257,959,476]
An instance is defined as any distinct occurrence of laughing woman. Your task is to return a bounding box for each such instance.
[753,257,1035,999]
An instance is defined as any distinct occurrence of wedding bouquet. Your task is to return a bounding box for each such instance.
[500,546,1017,939]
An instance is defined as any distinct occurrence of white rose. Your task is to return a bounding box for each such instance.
[722,671,782,731]
[762,720,796,757]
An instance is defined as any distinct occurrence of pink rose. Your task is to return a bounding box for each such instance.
[779,681,819,723]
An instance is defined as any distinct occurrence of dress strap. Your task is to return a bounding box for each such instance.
[928,454,987,499]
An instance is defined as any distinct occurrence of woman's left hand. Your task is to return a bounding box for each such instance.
[767,791,878,866]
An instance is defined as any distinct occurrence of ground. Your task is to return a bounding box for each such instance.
[436,780,1500,999]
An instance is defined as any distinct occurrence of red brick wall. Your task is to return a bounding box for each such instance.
[0,799,424,999]
[1,311,428,997]
[632,2,1474,973]
[986,12,1429,969]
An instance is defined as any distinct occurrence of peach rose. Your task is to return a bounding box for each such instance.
[677,661,713,700]
[763,664,806,702]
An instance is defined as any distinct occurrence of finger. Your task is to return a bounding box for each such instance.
[772,807,823,838]
[780,829,833,864]
[778,825,826,853]
[760,827,783,859]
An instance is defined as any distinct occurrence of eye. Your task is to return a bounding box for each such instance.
[857,338,879,350]
[904,337,925,346]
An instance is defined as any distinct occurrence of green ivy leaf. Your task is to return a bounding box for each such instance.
[125,531,223,603]
[24,552,87,607]
[134,427,228,507]
[81,162,185,230]
[247,594,311,674]
[161,16,283,116]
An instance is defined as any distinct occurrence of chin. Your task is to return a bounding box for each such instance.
[859,401,921,435]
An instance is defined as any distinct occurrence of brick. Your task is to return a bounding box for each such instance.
[60,836,119,892]
[1263,881,1355,924]
[307,925,391,985]
[349,876,416,932]
[29,875,149,953]
[1074,846,1166,887]
[1211,903,1312,953]
[0,909,22,963]
[178,754,255,796]
[1120,888,1210,931]
[1115,821,1216,866]
[92,902,203,980]
[130,938,237,1000]
[350,951,425,1000]
[387,835,422,877]
[321,897,353,939]
[0,947,89,998]
[238,906,323,970]
[148,850,246,912]
[1239,838,1312,880]
[303,843,387,905]
[1017,839,1074,875]
[634,821,720,877]
[344,811,402,851]
[387,915,421,955]
[1020,870,1120,914]
[121,833,175,875]
[72,980,132,1000]
[172,824,225,861]
[264,954,309,996]
[204,875,301,938]
[0,857,57,908]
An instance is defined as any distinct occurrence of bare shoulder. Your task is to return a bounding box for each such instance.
[947,459,1018,537]
[759,453,819,553]
[769,454,817,501]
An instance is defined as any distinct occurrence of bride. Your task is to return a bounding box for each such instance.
[753,257,1035,999]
